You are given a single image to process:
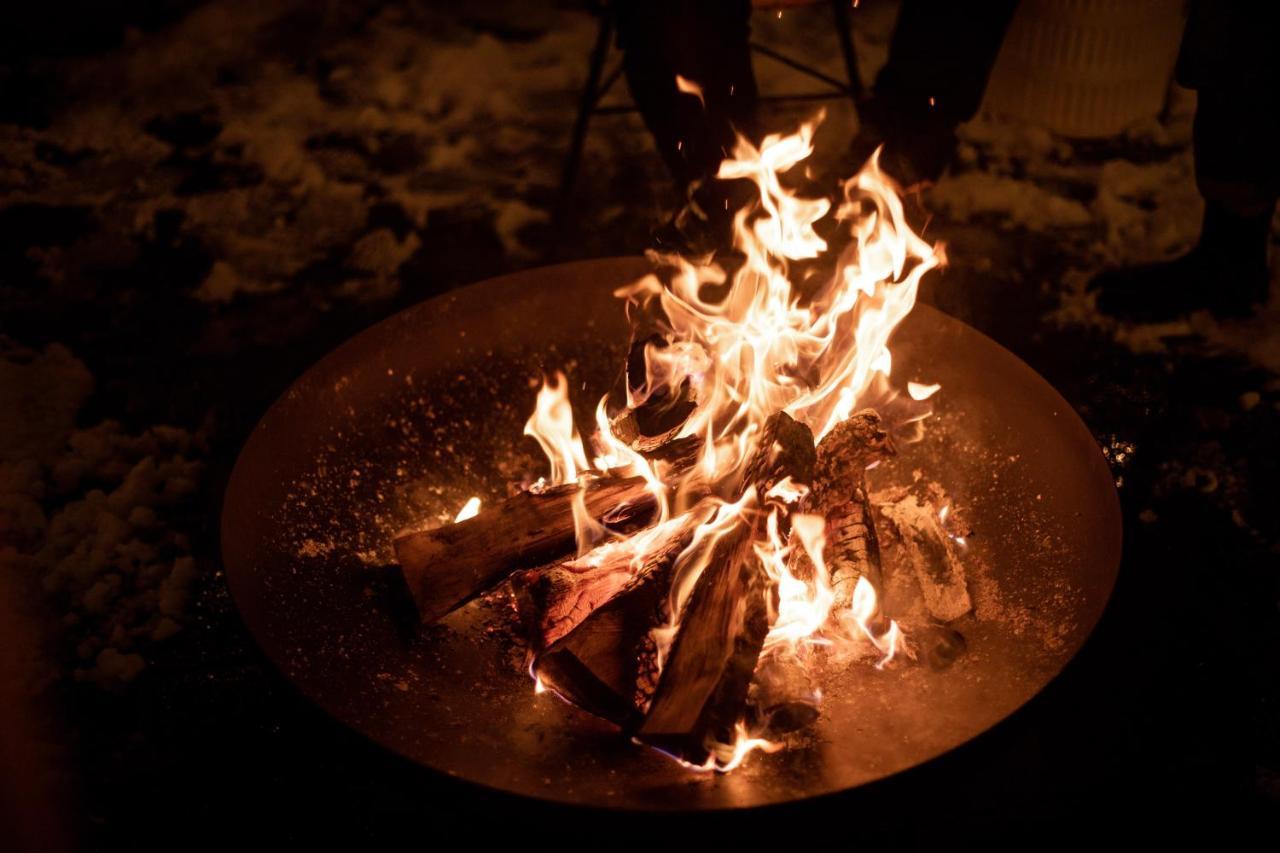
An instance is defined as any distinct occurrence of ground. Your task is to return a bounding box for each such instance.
[0,0,1276,846]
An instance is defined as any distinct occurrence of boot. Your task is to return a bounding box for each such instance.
[1091,204,1271,322]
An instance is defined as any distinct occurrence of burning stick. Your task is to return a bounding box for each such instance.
[524,506,712,727]
[879,489,972,623]
[747,647,820,735]
[636,412,816,766]
[513,511,705,654]
[736,410,894,733]
[394,436,699,624]
[807,409,895,613]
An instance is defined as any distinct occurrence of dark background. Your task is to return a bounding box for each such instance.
[1,0,1276,847]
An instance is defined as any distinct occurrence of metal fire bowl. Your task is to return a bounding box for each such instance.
[222,257,1121,809]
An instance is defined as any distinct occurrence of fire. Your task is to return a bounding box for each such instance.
[675,74,705,108]
[521,114,944,770]
[453,496,481,523]
[523,371,588,486]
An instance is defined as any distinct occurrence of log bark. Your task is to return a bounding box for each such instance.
[513,512,702,653]
[805,409,895,612]
[395,436,699,624]
[528,507,710,727]
[635,412,816,766]
[747,646,820,735]
[879,490,972,623]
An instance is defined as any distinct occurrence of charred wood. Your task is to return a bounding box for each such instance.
[395,436,699,624]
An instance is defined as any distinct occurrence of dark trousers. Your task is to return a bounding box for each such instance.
[615,0,1015,192]
[871,0,1017,139]
[614,0,758,192]
[1178,2,1280,219]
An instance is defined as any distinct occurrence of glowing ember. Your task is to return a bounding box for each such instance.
[675,74,706,107]
[453,496,482,523]
[516,114,944,770]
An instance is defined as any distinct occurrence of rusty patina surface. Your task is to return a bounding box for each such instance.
[222,257,1120,809]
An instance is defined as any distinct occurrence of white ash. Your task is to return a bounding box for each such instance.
[877,485,973,624]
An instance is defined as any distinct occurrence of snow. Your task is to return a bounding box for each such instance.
[0,341,207,685]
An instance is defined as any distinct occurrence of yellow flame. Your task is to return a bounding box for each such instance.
[453,496,481,523]
[908,381,941,401]
[849,575,900,668]
[762,511,834,652]
[524,371,588,486]
[518,115,941,761]
[675,74,706,108]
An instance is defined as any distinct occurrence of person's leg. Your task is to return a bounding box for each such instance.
[857,0,1018,184]
[1188,86,1277,281]
[1093,5,1278,321]
[615,0,757,194]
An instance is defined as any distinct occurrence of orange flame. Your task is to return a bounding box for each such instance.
[452,496,481,522]
[675,74,706,108]
[519,115,942,770]
[524,371,588,486]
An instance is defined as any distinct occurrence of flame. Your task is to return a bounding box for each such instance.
[675,74,705,107]
[616,119,944,485]
[763,511,834,652]
[939,502,967,547]
[516,115,942,768]
[849,575,901,668]
[524,371,589,486]
[453,496,481,522]
[907,381,941,401]
[650,493,754,675]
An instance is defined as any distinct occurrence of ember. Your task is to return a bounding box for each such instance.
[394,116,950,770]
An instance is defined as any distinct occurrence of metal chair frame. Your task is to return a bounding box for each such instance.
[555,0,863,228]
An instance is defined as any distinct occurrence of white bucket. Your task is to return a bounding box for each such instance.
[982,0,1186,138]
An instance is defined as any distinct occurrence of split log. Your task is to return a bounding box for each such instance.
[395,436,699,624]
[636,412,816,765]
[747,646,820,735]
[879,490,972,623]
[513,512,704,653]
[608,332,699,452]
[734,412,893,736]
[527,506,711,727]
[805,409,895,612]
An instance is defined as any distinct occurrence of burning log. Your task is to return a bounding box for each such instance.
[747,646,820,735]
[806,410,895,612]
[636,412,816,765]
[395,436,699,624]
[513,512,704,653]
[879,489,972,623]
[609,332,700,453]
[734,410,894,730]
[525,507,711,727]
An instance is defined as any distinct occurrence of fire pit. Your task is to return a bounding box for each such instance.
[222,254,1119,809]
[225,121,1118,806]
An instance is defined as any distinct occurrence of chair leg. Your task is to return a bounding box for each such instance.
[550,12,614,257]
[830,0,865,103]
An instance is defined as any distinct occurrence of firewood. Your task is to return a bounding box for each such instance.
[608,332,699,452]
[747,646,820,735]
[806,409,895,612]
[513,512,703,653]
[879,490,972,623]
[395,436,699,624]
[528,507,710,727]
[636,412,816,766]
